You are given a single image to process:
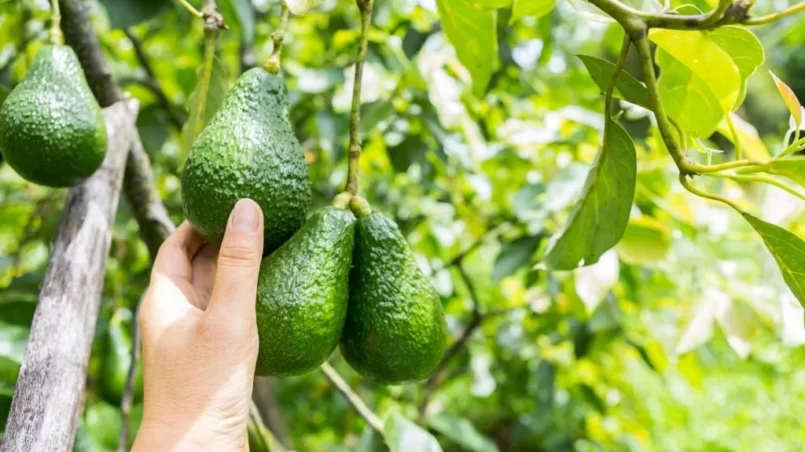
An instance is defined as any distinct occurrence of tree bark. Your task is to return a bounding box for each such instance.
[60,0,175,255]
[2,100,140,452]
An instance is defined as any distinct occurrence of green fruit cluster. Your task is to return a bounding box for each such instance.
[0,45,108,187]
[181,67,446,384]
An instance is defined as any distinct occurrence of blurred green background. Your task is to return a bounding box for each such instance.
[1,0,805,450]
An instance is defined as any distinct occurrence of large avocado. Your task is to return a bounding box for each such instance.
[340,209,447,384]
[255,206,356,377]
[181,67,311,252]
[0,45,107,187]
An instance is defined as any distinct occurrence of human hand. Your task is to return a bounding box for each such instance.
[132,199,264,452]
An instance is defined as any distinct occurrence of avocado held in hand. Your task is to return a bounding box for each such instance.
[255,205,356,377]
[0,45,108,187]
[181,67,311,252]
[340,202,447,384]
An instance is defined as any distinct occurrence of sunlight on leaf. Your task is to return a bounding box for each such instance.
[286,0,314,16]
[511,0,558,23]
[543,118,636,270]
[435,0,498,96]
[615,216,671,266]
[744,213,805,309]
[708,26,764,108]
[759,157,805,188]
[715,113,770,161]
[770,71,803,127]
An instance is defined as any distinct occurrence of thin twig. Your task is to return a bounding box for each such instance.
[679,174,743,212]
[320,362,385,434]
[117,304,141,452]
[605,34,632,119]
[344,0,375,195]
[50,0,62,44]
[744,2,805,25]
[249,401,285,452]
[711,173,805,203]
[265,1,290,74]
[175,0,203,17]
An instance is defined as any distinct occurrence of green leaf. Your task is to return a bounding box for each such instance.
[0,86,9,107]
[99,0,166,29]
[137,104,171,155]
[708,26,764,107]
[469,0,512,8]
[180,56,229,160]
[511,0,558,22]
[577,55,651,108]
[355,426,385,452]
[715,113,770,161]
[743,214,805,308]
[759,157,805,188]
[385,411,443,452]
[770,71,803,127]
[544,118,637,270]
[651,29,741,135]
[492,235,541,281]
[655,49,724,137]
[615,216,671,266]
[219,0,256,45]
[427,413,499,452]
[435,0,498,96]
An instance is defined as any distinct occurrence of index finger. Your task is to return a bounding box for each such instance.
[151,221,205,283]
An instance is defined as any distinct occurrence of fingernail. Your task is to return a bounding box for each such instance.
[231,199,261,232]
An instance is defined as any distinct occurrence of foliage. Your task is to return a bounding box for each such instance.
[1,0,805,450]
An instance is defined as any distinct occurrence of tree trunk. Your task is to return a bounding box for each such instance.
[1,101,140,452]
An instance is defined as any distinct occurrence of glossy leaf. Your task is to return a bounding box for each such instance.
[770,71,803,127]
[435,0,498,96]
[715,113,770,161]
[543,118,636,270]
[709,26,764,107]
[744,213,805,307]
[99,0,166,29]
[219,0,256,45]
[385,411,443,452]
[578,55,651,108]
[428,413,498,452]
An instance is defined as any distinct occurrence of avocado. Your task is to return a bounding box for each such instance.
[0,45,107,187]
[340,206,447,384]
[181,67,311,252]
[255,205,356,377]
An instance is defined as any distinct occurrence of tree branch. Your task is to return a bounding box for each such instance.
[265,1,290,74]
[320,362,385,434]
[60,0,175,256]
[122,29,185,130]
[744,1,805,25]
[3,101,140,452]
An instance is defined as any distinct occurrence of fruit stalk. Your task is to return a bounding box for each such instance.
[265,1,290,74]
[320,363,384,434]
[344,0,374,195]
[49,0,63,44]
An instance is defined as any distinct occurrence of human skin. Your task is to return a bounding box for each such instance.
[132,199,264,451]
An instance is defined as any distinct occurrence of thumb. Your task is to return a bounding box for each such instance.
[207,199,264,323]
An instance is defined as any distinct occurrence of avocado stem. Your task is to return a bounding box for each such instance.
[332,192,354,209]
[349,196,372,218]
[343,0,375,195]
[49,0,63,45]
[265,1,290,75]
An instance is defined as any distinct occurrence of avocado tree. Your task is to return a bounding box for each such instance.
[1,0,805,450]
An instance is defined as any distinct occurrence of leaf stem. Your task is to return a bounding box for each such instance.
[605,35,632,119]
[711,173,805,203]
[744,2,805,25]
[249,401,284,452]
[50,0,63,44]
[174,0,204,17]
[725,113,741,160]
[344,0,374,195]
[775,136,805,159]
[679,174,744,212]
[266,1,290,74]
[320,362,385,434]
[192,29,218,141]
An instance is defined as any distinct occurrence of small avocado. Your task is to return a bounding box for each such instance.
[182,67,311,252]
[255,206,356,377]
[0,45,107,187]
[340,208,447,384]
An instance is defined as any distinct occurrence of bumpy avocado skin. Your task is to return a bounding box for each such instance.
[0,45,107,187]
[340,212,448,384]
[181,67,311,252]
[255,207,356,377]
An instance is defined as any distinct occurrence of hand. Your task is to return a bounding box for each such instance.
[132,199,264,452]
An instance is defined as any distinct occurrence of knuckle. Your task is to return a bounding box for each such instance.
[217,242,260,267]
